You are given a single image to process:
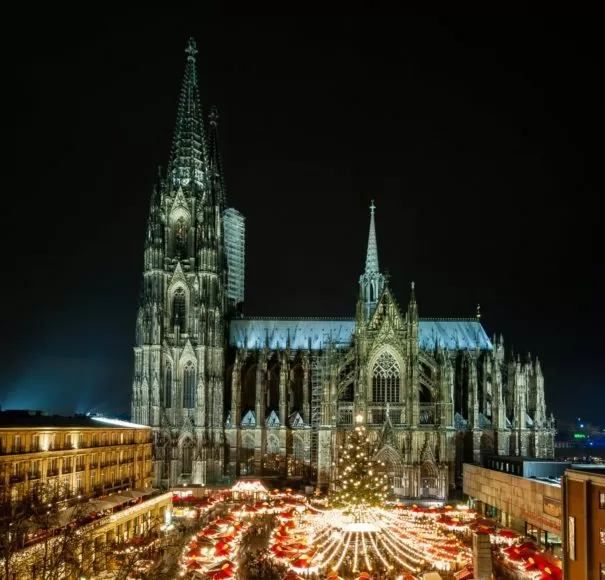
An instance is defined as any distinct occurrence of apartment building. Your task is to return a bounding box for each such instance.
[0,410,153,498]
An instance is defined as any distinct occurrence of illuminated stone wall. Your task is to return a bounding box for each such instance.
[463,463,561,535]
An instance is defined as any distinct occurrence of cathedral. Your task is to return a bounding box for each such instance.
[131,39,556,499]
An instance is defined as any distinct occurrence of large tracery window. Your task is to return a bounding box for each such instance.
[171,288,186,331]
[183,362,196,408]
[164,363,172,408]
[372,351,400,403]
[174,217,188,257]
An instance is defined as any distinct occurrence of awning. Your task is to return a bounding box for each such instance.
[132,487,157,496]
[119,490,147,499]
[105,494,133,505]
[86,500,117,513]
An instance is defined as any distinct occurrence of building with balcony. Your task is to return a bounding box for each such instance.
[0,410,154,499]
[0,410,171,578]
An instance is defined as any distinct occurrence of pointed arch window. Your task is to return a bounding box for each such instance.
[164,363,172,408]
[171,288,186,331]
[174,217,188,257]
[183,362,196,408]
[372,351,400,403]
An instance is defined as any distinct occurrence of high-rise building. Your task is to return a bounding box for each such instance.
[222,207,245,314]
[131,39,556,497]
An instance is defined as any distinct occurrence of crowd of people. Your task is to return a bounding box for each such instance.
[237,513,286,579]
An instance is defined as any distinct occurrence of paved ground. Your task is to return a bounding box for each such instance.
[237,517,276,579]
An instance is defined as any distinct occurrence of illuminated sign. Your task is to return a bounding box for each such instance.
[573,433,587,439]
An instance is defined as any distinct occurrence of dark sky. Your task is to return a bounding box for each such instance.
[3,11,602,425]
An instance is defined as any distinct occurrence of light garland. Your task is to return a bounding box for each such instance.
[0,492,172,570]
[263,420,478,578]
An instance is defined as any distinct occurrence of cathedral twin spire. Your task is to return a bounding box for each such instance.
[208,105,227,208]
[169,38,214,192]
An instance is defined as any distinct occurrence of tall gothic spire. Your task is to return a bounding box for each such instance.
[208,105,226,208]
[359,200,385,320]
[364,200,379,274]
[168,38,208,188]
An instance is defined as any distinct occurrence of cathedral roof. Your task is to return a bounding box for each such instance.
[229,317,493,351]
[419,319,493,350]
[229,318,355,350]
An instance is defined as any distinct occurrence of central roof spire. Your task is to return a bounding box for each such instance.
[364,200,380,274]
[168,37,208,189]
[359,201,385,321]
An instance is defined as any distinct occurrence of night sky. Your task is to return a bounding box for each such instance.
[3,12,602,425]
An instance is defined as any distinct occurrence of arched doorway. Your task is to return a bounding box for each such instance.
[373,446,404,497]
[180,437,195,477]
[420,461,437,498]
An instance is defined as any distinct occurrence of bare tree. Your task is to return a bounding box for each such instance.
[105,516,191,580]
[0,481,97,580]
[0,485,34,580]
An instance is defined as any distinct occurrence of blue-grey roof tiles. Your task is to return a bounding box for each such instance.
[229,318,493,351]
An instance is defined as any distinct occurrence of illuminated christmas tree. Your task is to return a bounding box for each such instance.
[331,416,390,510]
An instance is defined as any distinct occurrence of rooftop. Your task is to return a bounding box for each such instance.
[0,410,148,430]
[567,465,605,476]
[485,455,566,464]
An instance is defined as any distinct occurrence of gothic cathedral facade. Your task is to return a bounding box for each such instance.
[131,39,556,499]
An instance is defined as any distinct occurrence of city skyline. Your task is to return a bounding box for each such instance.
[3,13,602,424]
